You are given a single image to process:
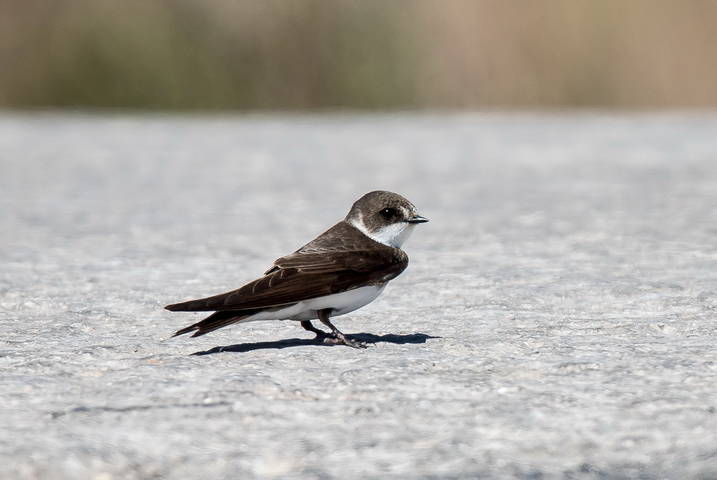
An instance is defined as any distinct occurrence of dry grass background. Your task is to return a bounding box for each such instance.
[2,0,717,109]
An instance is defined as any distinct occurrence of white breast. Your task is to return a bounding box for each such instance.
[303,284,386,316]
[244,284,386,322]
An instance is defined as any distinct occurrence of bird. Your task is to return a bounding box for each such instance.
[165,190,428,348]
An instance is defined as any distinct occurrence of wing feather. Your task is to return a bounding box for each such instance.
[165,248,407,312]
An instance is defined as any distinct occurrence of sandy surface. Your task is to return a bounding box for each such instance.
[2,112,717,479]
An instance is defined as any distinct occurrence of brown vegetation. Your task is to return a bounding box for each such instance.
[2,0,716,109]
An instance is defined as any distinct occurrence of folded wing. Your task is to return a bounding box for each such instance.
[165,248,407,312]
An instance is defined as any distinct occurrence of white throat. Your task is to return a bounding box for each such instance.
[349,215,415,248]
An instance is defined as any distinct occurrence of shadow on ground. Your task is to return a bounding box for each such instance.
[192,333,439,355]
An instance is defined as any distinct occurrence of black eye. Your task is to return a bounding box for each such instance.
[379,207,398,219]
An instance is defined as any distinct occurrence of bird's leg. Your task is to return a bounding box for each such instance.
[317,309,367,349]
[301,320,330,340]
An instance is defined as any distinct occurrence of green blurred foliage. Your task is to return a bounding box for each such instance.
[1,0,716,109]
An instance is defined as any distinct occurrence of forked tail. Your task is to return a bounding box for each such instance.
[173,310,259,337]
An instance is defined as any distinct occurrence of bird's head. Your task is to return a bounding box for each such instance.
[345,190,428,248]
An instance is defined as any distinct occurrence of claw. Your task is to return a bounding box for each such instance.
[314,309,367,348]
[322,332,367,349]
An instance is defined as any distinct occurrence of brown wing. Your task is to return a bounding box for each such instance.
[165,247,407,312]
[292,221,380,254]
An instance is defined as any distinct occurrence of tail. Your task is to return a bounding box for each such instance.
[165,299,215,312]
[172,310,259,338]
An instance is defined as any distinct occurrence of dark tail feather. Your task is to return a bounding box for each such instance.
[165,299,212,312]
[173,310,258,338]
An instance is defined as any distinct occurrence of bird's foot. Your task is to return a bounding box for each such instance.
[322,332,367,349]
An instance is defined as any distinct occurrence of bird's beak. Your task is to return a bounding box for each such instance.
[407,215,429,224]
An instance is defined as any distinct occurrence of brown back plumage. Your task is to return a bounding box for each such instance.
[166,221,408,337]
[166,222,407,313]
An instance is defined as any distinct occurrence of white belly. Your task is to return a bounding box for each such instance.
[244,285,386,322]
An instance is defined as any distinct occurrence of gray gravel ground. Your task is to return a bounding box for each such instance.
[2,112,717,479]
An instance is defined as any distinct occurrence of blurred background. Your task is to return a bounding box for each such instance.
[3,0,717,110]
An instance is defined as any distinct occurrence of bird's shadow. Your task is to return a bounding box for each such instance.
[191,332,439,356]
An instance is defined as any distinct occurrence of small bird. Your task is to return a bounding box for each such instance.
[166,191,428,348]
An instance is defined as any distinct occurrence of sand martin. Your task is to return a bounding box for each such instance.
[166,190,428,348]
